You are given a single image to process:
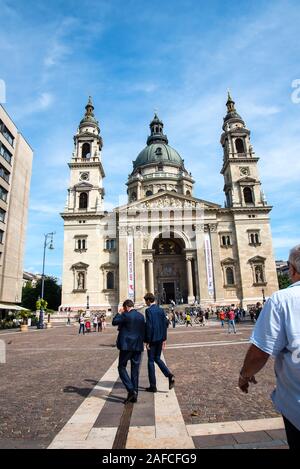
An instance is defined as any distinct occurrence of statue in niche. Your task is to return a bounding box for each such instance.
[77,272,85,289]
[255,266,263,283]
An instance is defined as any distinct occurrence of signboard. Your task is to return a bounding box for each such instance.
[127,236,135,300]
[204,233,215,298]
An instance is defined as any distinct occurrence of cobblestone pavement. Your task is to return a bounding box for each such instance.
[0,325,118,448]
[165,322,279,425]
[0,320,284,449]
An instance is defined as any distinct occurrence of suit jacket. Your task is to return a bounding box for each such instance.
[112,309,145,352]
[145,304,169,344]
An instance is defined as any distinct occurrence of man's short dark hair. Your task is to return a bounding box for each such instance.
[144,293,155,303]
[123,299,134,308]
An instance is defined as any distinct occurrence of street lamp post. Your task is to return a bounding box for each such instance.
[262,288,266,304]
[38,232,55,329]
[86,294,89,312]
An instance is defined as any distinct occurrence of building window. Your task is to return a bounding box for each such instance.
[0,208,5,223]
[0,229,3,243]
[105,239,116,250]
[221,234,232,247]
[249,256,267,285]
[248,231,261,245]
[106,272,114,289]
[243,187,253,204]
[0,164,10,183]
[235,138,245,154]
[186,190,191,196]
[0,185,8,202]
[79,192,88,209]
[75,237,87,251]
[82,143,91,158]
[226,267,235,285]
[255,265,265,284]
[0,142,12,164]
[146,190,153,197]
[0,119,14,147]
[131,191,137,202]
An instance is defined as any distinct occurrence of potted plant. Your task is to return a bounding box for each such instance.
[18,310,31,332]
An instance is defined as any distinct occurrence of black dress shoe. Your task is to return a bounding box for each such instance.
[168,375,175,390]
[145,386,157,392]
[124,391,137,404]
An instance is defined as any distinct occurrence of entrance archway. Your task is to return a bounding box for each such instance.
[152,234,188,304]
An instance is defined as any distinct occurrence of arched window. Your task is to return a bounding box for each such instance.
[226,236,231,246]
[146,190,153,197]
[82,143,91,158]
[79,192,88,209]
[82,239,86,250]
[77,272,85,290]
[131,192,137,201]
[226,267,235,285]
[78,239,81,250]
[243,187,253,204]
[255,233,259,244]
[186,190,191,196]
[235,138,245,154]
[222,236,226,246]
[107,272,114,289]
[250,233,255,244]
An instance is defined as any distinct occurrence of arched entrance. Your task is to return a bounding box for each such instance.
[152,234,188,304]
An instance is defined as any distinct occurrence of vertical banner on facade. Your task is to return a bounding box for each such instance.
[127,236,135,300]
[204,232,215,298]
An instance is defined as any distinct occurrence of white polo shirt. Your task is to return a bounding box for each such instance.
[250,280,300,430]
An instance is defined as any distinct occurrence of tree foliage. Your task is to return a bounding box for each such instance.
[21,276,62,311]
[278,273,292,290]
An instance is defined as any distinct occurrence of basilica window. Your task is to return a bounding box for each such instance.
[75,236,87,251]
[106,272,114,290]
[82,143,91,158]
[220,233,232,247]
[235,138,245,154]
[145,190,153,197]
[221,258,236,288]
[186,190,191,196]
[226,267,235,285]
[248,230,261,246]
[79,192,88,209]
[105,239,116,250]
[76,271,86,290]
[243,187,254,204]
[131,191,137,202]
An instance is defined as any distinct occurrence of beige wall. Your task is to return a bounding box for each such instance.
[0,105,33,304]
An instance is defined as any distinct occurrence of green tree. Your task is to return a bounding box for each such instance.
[278,273,291,290]
[21,276,62,311]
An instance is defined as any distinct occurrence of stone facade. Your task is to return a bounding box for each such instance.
[0,105,33,310]
[60,95,278,313]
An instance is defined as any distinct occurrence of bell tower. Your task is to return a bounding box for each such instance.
[65,96,105,213]
[220,92,267,208]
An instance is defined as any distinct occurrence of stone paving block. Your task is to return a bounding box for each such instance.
[187,421,242,436]
[193,433,237,448]
[237,417,284,432]
[265,429,287,441]
[232,431,272,444]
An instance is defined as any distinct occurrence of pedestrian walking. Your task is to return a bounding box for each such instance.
[67,312,71,326]
[219,310,225,327]
[97,315,102,332]
[78,314,85,335]
[93,315,98,332]
[144,293,175,393]
[227,308,236,333]
[185,312,192,327]
[239,244,300,449]
[112,300,145,404]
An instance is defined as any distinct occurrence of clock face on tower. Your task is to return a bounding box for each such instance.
[80,172,89,181]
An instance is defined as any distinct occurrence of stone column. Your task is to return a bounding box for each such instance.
[118,229,128,306]
[148,259,154,294]
[133,230,144,304]
[195,224,209,303]
[186,257,195,304]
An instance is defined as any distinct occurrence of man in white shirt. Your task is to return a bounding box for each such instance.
[238,244,300,449]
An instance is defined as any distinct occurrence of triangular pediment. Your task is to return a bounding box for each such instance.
[221,257,236,265]
[74,182,93,189]
[249,255,266,263]
[71,262,89,270]
[116,191,220,212]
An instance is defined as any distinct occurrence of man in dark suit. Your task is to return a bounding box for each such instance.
[144,292,175,392]
[112,299,145,404]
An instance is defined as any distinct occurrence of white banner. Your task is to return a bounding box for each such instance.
[127,236,135,300]
[204,233,215,298]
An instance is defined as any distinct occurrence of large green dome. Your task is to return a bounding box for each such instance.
[133,113,184,170]
[133,142,183,169]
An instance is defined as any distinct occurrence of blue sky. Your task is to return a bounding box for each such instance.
[1,0,300,282]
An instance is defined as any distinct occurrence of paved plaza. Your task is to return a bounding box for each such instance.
[0,319,288,449]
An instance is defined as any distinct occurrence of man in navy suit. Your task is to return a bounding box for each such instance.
[144,293,175,392]
[112,299,145,404]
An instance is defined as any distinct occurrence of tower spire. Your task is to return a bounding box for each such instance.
[79,96,100,132]
[147,113,168,145]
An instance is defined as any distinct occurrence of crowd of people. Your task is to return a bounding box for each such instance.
[77,312,107,334]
